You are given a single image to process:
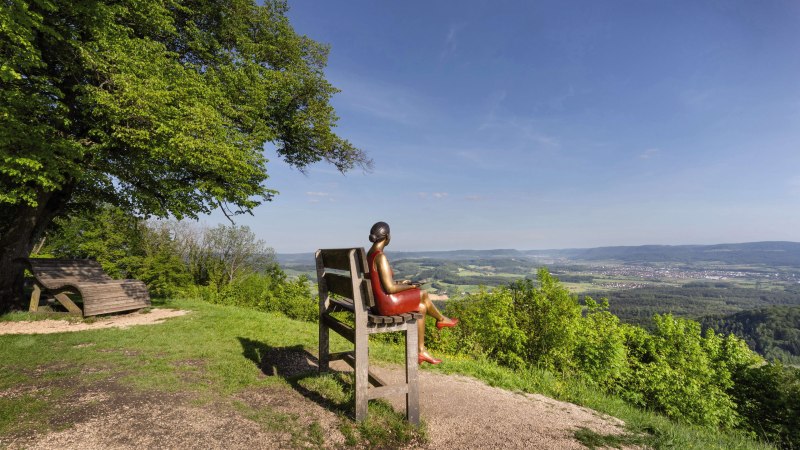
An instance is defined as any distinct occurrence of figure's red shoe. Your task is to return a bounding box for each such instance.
[418,351,442,365]
[436,317,459,330]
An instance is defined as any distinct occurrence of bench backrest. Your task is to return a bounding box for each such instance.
[315,248,375,318]
[27,259,113,285]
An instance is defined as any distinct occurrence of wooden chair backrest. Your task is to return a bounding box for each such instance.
[316,248,376,312]
[27,259,113,284]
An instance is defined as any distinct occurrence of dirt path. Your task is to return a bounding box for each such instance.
[366,364,627,449]
[0,309,189,335]
[2,315,631,449]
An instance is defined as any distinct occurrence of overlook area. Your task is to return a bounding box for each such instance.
[2,0,799,448]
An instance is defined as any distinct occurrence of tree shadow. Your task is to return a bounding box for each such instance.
[236,337,356,418]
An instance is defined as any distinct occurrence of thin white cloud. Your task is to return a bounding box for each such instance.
[639,148,660,159]
[418,192,449,199]
[465,195,485,201]
[331,75,430,125]
[306,191,336,203]
[441,23,466,59]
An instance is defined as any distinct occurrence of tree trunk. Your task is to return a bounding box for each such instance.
[0,187,73,313]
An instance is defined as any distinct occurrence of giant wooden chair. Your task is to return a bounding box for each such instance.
[315,248,421,424]
[24,258,151,317]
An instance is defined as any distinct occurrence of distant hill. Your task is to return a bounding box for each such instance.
[279,241,800,267]
[527,241,800,267]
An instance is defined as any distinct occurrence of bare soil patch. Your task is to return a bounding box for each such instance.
[0,309,189,335]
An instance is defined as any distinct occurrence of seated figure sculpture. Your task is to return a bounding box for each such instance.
[367,221,458,364]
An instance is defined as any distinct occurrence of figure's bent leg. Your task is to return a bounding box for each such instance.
[417,301,427,353]
[421,291,445,321]
[421,291,458,328]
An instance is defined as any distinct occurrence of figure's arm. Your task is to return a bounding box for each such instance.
[375,253,416,294]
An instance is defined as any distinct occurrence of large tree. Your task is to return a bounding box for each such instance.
[0,0,369,310]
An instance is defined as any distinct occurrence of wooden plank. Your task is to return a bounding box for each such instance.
[319,248,357,272]
[321,314,355,344]
[54,293,83,315]
[332,352,387,387]
[368,314,388,324]
[329,351,353,362]
[29,284,41,312]
[84,305,146,317]
[368,384,408,400]
[324,273,354,300]
[329,298,355,312]
[366,323,409,334]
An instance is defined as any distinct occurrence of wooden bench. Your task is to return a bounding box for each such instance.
[315,248,421,424]
[23,258,151,317]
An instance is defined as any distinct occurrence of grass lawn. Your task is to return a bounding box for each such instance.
[0,299,422,449]
[0,299,774,450]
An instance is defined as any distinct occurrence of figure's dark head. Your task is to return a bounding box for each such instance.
[369,221,390,243]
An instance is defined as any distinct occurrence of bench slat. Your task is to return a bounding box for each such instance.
[323,272,358,300]
[319,249,360,272]
[321,314,355,344]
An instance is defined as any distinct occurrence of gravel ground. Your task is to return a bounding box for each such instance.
[363,363,630,449]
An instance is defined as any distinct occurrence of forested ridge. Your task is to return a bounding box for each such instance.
[701,306,800,365]
[589,284,800,328]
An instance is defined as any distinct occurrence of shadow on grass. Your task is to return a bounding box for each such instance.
[236,337,354,418]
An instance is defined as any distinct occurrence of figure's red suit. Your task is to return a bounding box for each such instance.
[367,249,420,316]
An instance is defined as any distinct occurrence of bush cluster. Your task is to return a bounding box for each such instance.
[427,268,799,448]
[37,205,317,322]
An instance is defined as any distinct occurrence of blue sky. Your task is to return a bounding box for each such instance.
[208,0,800,253]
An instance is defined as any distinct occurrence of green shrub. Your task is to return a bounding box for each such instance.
[620,314,752,428]
[187,271,317,322]
[731,363,800,449]
[574,297,629,389]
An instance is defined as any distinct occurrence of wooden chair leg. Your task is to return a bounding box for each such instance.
[29,284,42,312]
[405,321,420,425]
[319,318,330,373]
[354,331,369,421]
[54,293,83,315]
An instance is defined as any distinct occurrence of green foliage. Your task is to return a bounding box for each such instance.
[0,0,371,310]
[620,315,756,428]
[511,269,583,371]
[0,0,367,213]
[433,268,782,434]
[190,272,316,322]
[39,206,316,319]
[731,363,800,449]
[573,297,629,389]
[40,205,191,297]
[434,287,526,368]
